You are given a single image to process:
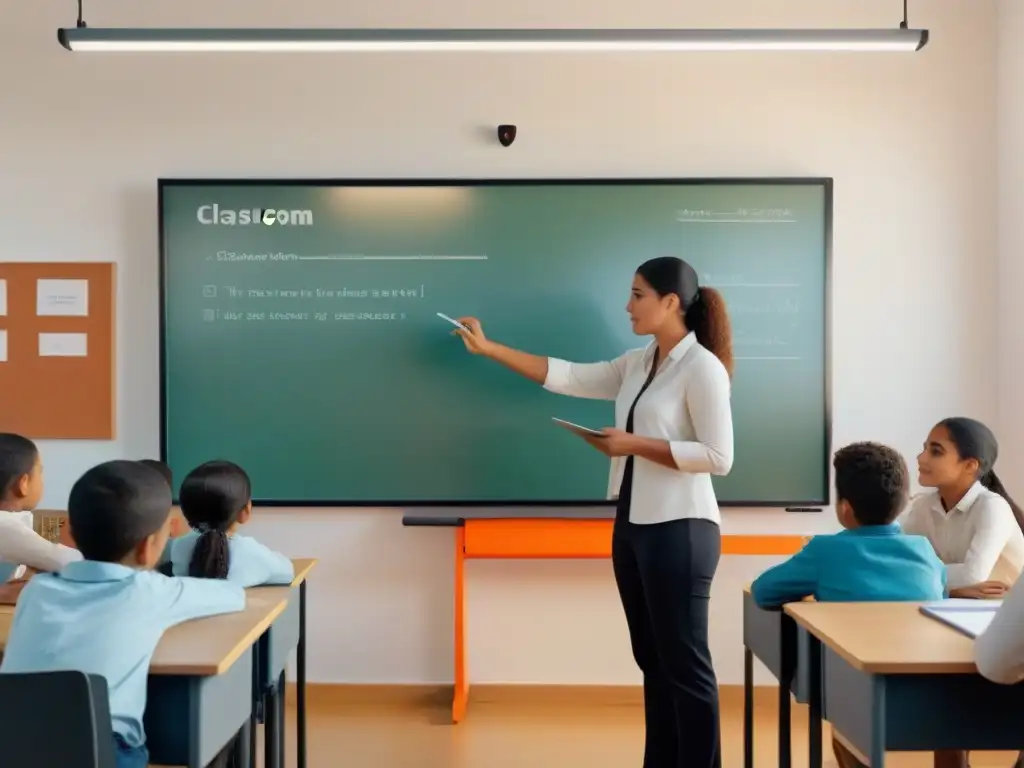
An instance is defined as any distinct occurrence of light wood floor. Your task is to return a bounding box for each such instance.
[265,687,1019,768]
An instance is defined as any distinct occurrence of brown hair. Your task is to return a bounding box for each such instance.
[688,287,734,378]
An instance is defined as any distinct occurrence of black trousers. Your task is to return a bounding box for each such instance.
[612,514,722,768]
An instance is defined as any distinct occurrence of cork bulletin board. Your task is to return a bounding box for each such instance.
[0,262,115,439]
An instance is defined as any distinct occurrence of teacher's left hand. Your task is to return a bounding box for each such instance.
[584,428,637,458]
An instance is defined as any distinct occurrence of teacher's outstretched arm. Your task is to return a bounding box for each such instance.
[455,316,626,401]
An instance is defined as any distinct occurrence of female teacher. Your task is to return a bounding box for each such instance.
[455,256,735,768]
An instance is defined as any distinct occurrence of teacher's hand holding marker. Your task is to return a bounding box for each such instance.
[451,257,735,768]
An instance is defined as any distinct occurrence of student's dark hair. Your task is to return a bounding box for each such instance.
[833,441,909,526]
[68,460,172,563]
[178,460,252,580]
[0,433,39,501]
[937,417,1024,535]
[635,256,734,378]
[138,459,173,489]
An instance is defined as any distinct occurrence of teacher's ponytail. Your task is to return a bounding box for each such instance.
[686,287,734,379]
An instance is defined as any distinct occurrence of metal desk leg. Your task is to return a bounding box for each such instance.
[298,579,307,768]
[264,682,280,768]
[869,677,886,767]
[779,651,793,768]
[278,671,286,768]
[807,634,823,768]
[743,647,754,768]
[250,641,260,768]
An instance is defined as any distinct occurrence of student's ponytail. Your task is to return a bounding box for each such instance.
[685,287,734,379]
[189,526,231,579]
[980,469,1024,536]
[178,460,252,581]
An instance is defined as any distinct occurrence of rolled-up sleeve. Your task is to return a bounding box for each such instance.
[543,354,631,401]
[975,571,1024,684]
[669,357,734,475]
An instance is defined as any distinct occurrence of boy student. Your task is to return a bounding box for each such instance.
[751,442,946,768]
[0,433,81,581]
[0,460,246,768]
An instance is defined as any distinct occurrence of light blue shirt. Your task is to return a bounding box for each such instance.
[0,561,246,747]
[168,531,295,588]
[751,523,947,607]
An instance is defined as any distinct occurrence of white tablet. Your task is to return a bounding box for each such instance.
[551,417,605,437]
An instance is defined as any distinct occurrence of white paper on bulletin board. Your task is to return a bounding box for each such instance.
[38,332,87,357]
[0,279,7,317]
[0,330,7,363]
[37,279,88,317]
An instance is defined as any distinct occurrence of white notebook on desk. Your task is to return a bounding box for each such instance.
[919,604,999,638]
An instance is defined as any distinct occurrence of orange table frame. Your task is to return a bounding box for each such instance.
[450,518,808,723]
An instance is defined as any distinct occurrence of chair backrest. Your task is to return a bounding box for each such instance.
[0,670,116,768]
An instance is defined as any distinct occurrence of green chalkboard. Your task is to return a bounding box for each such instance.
[160,179,830,506]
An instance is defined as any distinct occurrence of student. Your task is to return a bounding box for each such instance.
[975,573,1024,768]
[976,569,1024,682]
[752,442,946,768]
[168,460,294,586]
[900,417,1024,598]
[752,441,945,607]
[0,432,81,581]
[138,459,173,489]
[0,460,246,768]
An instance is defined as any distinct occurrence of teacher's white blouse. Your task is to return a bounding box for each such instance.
[544,332,734,525]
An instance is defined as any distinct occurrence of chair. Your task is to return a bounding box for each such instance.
[0,670,116,768]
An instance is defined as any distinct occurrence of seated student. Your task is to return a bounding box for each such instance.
[168,460,294,586]
[752,442,946,768]
[900,417,1024,599]
[974,572,1024,768]
[138,458,173,489]
[752,441,945,607]
[0,432,81,581]
[0,460,246,768]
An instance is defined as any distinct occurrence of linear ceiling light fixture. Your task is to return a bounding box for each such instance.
[57,1,928,53]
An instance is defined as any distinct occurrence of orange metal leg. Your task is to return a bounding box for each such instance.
[452,526,469,723]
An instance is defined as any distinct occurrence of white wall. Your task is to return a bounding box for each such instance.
[1,0,999,685]
[998,2,1024,490]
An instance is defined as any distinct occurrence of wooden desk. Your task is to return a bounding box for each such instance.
[403,509,811,723]
[248,558,318,768]
[784,602,1024,767]
[0,589,289,768]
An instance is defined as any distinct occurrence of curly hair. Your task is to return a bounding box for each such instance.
[833,442,909,526]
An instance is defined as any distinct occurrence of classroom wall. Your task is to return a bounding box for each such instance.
[998,2,1024,488]
[1,0,999,686]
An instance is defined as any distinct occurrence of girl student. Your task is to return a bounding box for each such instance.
[168,460,294,587]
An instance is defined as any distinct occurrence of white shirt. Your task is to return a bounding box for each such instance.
[975,570,1024,684]
[544,332,734,525]
[0,511,82,579]
[898,482,1024,589]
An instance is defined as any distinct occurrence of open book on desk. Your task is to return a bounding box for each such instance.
[919,602,1001,639]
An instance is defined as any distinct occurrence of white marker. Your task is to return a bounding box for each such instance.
[437,312,470,332]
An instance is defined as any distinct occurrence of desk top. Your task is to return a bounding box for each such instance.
[0,557,317,677]
[290,557,317,587]
[784,601,977,674]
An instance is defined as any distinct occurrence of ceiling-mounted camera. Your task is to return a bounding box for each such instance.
[497,125,517,147]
